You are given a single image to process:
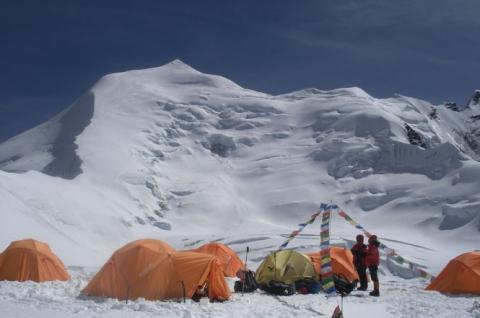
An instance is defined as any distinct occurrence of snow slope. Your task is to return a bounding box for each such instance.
[0,60,480,317]
[1,60,480,266]
[0,60,480,316]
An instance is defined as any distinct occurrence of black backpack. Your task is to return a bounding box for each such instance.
[234,270,258,293]
[259,280,295,296]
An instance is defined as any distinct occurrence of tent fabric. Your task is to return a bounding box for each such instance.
[82,239,231,301]
[255,250,317,285]
[188,242,244,277]
[0,239,70,282]
[426,251,480,294]
[308,246,359,283]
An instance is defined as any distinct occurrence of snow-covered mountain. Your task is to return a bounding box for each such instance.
[0,60,479,270]
[461,90,480,158]
[438,90,480,160]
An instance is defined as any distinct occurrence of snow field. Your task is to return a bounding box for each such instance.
[0,268,478,318]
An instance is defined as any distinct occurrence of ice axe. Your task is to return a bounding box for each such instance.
[242,246,250,295]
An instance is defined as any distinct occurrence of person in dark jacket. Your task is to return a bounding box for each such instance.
[350,234,368,290]
[366,235,380,297]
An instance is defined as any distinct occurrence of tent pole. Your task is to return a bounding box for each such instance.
[242,246,249,295]
[319,208,323,283]
[274,252,277,281]
[178,280,186,303]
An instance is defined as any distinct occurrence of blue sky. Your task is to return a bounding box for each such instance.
[1,1,480,141]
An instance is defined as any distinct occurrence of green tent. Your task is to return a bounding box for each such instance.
[255,249,318,285]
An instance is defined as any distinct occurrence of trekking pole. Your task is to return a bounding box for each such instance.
[242,246,249,295]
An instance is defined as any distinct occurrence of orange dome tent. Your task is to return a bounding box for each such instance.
[82,239,231,301]
[307,246,359,283]
[426,251,480,294]
[188,242,244,277]
[0,239,70,282]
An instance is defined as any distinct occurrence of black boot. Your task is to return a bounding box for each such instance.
[369,289,379,297]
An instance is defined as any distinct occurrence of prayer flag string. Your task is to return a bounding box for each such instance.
[276,205,324,251]
[337,208,434,281]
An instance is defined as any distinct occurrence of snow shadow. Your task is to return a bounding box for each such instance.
[43,92,94,179]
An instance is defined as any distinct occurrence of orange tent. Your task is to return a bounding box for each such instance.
[82,239,231,301]
[188,242,244,277]
[307,246,359,283]
[0,239,70,282]
[426,251,480,294]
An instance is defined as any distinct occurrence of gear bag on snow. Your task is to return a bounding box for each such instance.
[259,280,295,296]
[294,277,321,294]
[234,270,258,293]
[333,274,355,295]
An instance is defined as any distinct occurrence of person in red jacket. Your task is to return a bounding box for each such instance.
[350,234,368,290]
[366,235,380,297]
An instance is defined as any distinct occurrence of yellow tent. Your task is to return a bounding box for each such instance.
[255,249,317,285]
